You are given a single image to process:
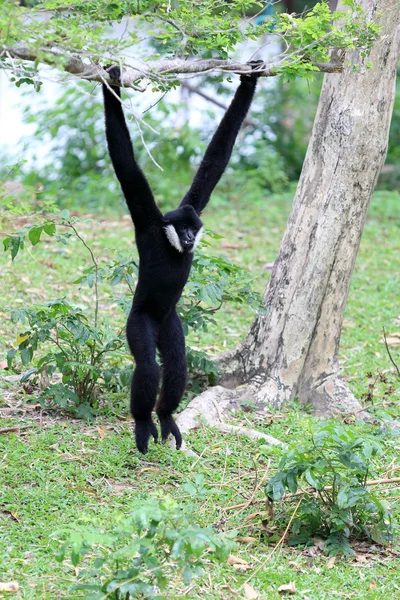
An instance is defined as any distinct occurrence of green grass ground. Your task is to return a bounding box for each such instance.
[0,188,400,598]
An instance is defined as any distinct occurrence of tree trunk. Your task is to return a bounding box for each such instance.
[215,0,400,416]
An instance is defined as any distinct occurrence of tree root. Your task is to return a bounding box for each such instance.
[174,366,400,457]
[213,422,285,446]
[174,385,284,455]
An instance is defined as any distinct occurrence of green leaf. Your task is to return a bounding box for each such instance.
[362,441,373,459]
[43,221,56,235]
[20,368,38,382]
[71,548,81,567]
[286,471,298,494]
[305,469,321,490]
[182,567,193,584]
[20,346,33,365]
[5,236,23,260]
[28,226,43,246]
[6,349,17,369]
[267,475,285,500]
[337,486,350,509]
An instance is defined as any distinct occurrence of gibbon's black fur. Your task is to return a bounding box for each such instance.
[103,64,262,453]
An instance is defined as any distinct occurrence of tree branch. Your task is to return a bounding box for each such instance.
[2,45,344,89]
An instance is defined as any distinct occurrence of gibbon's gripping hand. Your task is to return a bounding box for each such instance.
[240,60,264,84]
[158,414,182,450]
[135,419,159,454]
[105,65,121,86]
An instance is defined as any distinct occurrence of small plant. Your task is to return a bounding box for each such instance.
[54,497,233,599]
[266,423,395,555]
[362,370,397,405]
[7,299,126,418]
[4,211,130,415]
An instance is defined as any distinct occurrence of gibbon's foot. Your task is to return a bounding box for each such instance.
[158,414,182,450]
[134,419,158,454]
[105,65,121,85]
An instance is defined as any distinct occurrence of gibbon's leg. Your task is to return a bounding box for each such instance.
[156,310,187,449]
[127,310,160,454]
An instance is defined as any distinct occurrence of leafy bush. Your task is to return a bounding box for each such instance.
[7,299,127,418]
[378,67,400,189]
[266,423,396,555]
[386,67,400,165]
[54,497,233,599]
[0,160,58,224]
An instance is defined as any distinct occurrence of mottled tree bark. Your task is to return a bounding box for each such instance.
[215,0,400,417]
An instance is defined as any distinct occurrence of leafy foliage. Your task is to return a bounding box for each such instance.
[266,76,322,181]
[7,299,127,417]
[255,65,400,183]
[387,68,400,164]
[23,86,112,183]
[54,496,233,599]
[0,161,58,223]
[0,1,380,89]
[182,243,262,334]
[266,423,396,555]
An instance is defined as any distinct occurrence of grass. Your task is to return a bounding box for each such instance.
[0,187,400,598]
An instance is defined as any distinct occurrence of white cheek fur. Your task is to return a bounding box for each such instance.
[190,226,204,253]
[164,225,184,253]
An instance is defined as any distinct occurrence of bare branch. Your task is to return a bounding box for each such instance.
[2,45,344,89]
[180,81,258,127]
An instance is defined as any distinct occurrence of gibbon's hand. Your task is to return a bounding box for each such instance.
[135,419,159,454]
[158,414,182,450]
[240,60,264,84]
[105,65,121,86]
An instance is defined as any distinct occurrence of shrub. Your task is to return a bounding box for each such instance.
[54,497,233,599]
[266,423,396,555]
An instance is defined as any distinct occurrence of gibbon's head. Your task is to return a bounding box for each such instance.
[163,205,203,254]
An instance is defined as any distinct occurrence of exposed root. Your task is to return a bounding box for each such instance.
[175,385,284,454]
[249,376,293,411]
[213,422,285,446]
[176,386,235,434]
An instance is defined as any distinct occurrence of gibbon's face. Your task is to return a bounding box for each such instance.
[163,206,203,254]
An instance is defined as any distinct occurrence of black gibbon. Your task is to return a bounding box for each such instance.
[103,64,262,453]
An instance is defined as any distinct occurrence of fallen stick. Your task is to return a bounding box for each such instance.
[224,476,400,510]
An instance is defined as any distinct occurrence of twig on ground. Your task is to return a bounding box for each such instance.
[242,496,304,586]
[383,327,400,379]
[225,459,271,521]
[0,426,30,434]
[214,422,285,446]
[224,476,400,510]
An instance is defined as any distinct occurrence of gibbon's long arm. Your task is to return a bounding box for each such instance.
[180,74,260,215]
[103,82,162,228]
